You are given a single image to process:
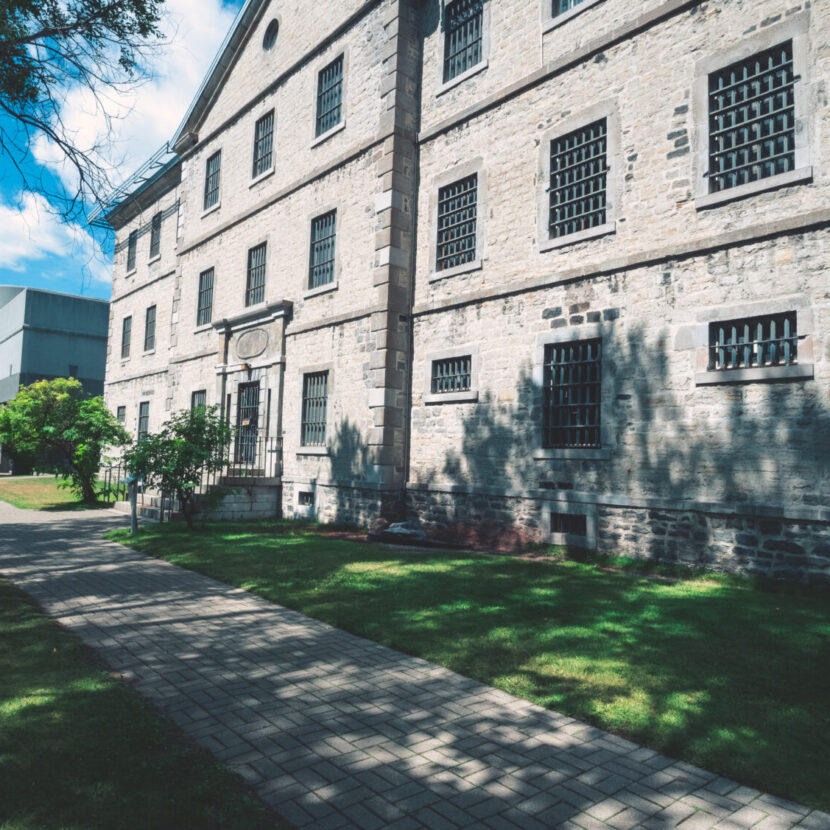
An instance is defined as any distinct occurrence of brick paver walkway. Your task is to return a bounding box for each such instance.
[0,503,826,830]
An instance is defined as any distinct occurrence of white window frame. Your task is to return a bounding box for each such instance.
[423,344,480,405]
[537,100,620,253]
[429,158,486,283]
[693,12,812,210]
[542,0,606,35]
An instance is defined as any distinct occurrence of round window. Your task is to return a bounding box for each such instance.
[262,19,279,51]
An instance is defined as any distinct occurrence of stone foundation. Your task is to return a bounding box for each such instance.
[598,506,830,587]
[405,485,830,585]
[198,484,281,521]
[282,479,404,528]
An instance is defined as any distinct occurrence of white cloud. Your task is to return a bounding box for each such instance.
[0,192,112,285]
[33,0,240,190]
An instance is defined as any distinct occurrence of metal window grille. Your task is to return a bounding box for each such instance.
[235,382,260,464]
[549,118,607,239]
[144,305,156,352]
[121,316,132,359]
[298,491,314,507]
[246,243,267,306]
[552,0,585,15]
[431,355,472,394]
[301,371,328,446]
[252,111,274,178]
[116,406,126,424]
[436,174,477,271]
[316,56,344,137]
[191,390,207,410]
[708,311,797,371]
[137,402,150,441]
[127,230,137,271]
[543,338,602,449]
[149,212,162,258]
[708,41,795,194]
[204,151,221,210]
[551,512,588,536]
[443,0,483,83]
[197,267,214,326]
[309,210,337,288]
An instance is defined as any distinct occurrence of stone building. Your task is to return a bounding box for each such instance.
[100,0,829,582]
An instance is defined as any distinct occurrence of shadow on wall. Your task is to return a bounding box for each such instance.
[406,322,830,572]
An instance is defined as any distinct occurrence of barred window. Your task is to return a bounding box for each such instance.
[708,41,795,194]
[116,406,126,424]
[298,491,314,507]
[197,267,214,326]
[127,230,137,271]
[204,151,221,210]
[246,243,267,306]
[301,371,328,446]
[444,0,483,83]
[437,174,477,271]
[552,0,586,15]
[252,111,274,178]
[431,355,472,394]
[550,512,588,536]
[137,402,150,441]
[144,305,156,352]
[543,339,602,449]
[316,56,344,137]
[191,390,207,410]
[149,212,162,258]
[549,118,607,240]
[708,311,797,371]
[309,210,337,288]
[121,316,132,360]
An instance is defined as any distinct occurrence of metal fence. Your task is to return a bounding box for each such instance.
[100,430,282,516]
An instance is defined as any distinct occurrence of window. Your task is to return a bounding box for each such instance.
[550,512,588,537]
[298,491,314,507]
[191,390,207,410]
[121,316,132,360]
[246,243,267,306]
[709,311,797,372]
[301,371,328,446]
[443,0,483,83]
[436,174,478,271]
[706,42,795,196]
[263,19,279,51]
[252,111,274,178]
[197,268,214,326]
[137,402,150,441]
[553,0,586,16]
[116,406,126,424]
[149,212,162,258]
[542,338,602,449]
[309,210,337,289]
[316,56,344,137]
[126,230,137,272]
[204,151,221,210]
[68,365,78,378]
[431,355,472,394]
[144,305,156,352]
[549,118,607,240]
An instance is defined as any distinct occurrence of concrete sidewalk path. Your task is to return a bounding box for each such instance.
[0,502,825,830]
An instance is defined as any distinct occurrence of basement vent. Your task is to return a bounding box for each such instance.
[298,491,314,507]
[550,512,587,537]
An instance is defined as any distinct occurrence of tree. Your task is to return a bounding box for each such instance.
[0,0,164,217]
[124,406,232,530]
[0,377,130,502]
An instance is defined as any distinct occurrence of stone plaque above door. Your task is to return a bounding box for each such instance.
[235,328,269,360]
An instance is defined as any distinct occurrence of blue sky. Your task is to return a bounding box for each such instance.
[0,0,244,301]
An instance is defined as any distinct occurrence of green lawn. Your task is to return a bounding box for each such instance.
[0,577,276,830]
[109,521,830,812]
[0,475,115,511]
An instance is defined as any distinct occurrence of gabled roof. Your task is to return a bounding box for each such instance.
[171,0,268,154]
